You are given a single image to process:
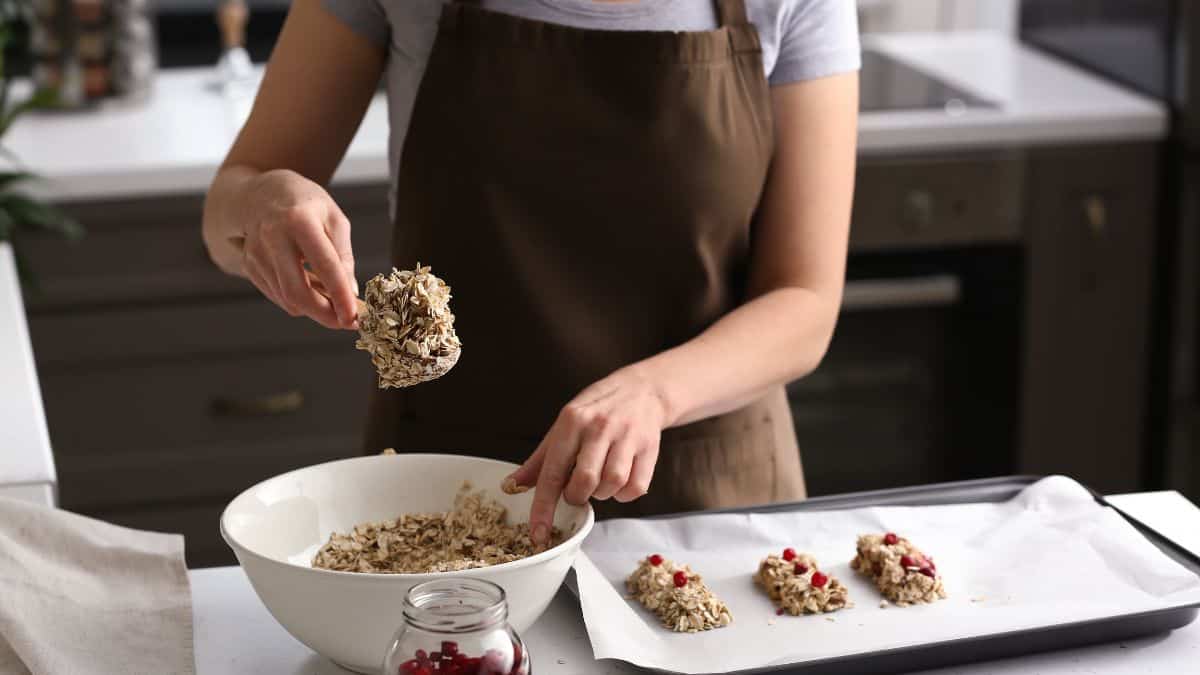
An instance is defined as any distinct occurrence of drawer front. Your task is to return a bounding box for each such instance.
[44,348,375,509]
[86,502,240,568]
[27,184,392,308]
[30,297,354,366]
[851,154,1024,251]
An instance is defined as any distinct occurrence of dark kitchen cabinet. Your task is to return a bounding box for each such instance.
[23,183,392,567]
[1019,144,1160,493]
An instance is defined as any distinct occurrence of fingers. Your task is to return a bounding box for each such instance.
[326,208,358,297]
[293,214,358,328]
[564,422,609,506]
[592,437,635,501]
[614,439,657,503]
[507,443,546,490]
[275,251,342,329]
[529,424,581,546]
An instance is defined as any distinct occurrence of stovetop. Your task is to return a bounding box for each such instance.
[860,49,997,113]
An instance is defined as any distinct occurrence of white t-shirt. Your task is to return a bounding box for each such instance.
[322,0,862,210]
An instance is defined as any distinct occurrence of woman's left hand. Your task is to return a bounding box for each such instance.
[506,366,670,545]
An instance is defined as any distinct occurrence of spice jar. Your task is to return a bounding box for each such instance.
[382,578,530,675]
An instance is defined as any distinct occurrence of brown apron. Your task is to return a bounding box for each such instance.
[365,0,806,518]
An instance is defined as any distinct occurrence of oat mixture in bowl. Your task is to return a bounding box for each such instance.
[312,481,564,574]
[220,453,593,674]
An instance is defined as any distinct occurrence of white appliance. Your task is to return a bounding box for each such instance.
[0,243,57,507]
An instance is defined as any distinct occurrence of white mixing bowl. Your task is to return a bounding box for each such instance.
[220,453,594,673]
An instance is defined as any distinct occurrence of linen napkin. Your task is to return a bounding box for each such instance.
[0,497,194,675]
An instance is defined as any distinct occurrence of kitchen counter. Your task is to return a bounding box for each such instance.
[17,31,1165,204]
[0,243,55,506]
[193,491,1200,675]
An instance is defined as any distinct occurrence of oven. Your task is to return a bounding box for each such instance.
[790,247,1023,496]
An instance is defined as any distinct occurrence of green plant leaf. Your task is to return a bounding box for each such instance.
[0,193,85,241]
[0,89,59,137]
[0,170,34,191]
[0,204,12,242]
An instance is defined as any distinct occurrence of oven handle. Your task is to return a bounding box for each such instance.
[841,274,961,311]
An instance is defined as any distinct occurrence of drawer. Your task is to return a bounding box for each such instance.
[85,502,240,568]
[58,433,359,512]
[27,184,393,309]
[42,348,375,507]
[30,296,355,366]
[851,153,1024,251]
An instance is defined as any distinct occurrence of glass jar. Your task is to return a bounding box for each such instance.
[382,578,530,675]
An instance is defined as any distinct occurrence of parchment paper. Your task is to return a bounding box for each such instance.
[573,476,1200,674]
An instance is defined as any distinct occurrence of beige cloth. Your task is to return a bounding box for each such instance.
[0,497,194,675]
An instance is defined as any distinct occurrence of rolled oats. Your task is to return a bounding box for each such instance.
[626,556,733,633]
[754,553,852,616]
[850,533,947,606]
[311,482,563,574]
[356,264,462,388]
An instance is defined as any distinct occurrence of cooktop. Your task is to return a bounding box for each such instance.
[860,49,997,113]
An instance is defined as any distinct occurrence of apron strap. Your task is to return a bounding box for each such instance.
[714,0,749,26]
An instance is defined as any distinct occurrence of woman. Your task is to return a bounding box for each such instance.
[202,0,859,545]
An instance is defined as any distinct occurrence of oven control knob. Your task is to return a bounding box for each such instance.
[902,190,935,232]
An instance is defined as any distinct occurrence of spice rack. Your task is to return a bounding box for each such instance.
[30,0,156,107]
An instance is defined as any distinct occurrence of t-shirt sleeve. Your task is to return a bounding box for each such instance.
[322,0,390,48]
[770,0,861,86]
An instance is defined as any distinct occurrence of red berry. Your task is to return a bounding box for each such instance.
[442,665,462,675]
[900,555,916,568]
[441,641,459,657]
[811,571,829,588]
[919,567,936,578]
[673,570,688,587]
[399,660,420,675]
[415,650,428,662]
[509,641,524,675]
[794,563,809,575]
[776,607,785,615]
[648,554,664,566]
[883,533,899,545]
[782,548,797,561]
[431,652,441,661]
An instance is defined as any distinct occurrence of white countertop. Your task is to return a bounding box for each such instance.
[0,243,56,506]
[193,490,1200,675]
[16,31,1166,204]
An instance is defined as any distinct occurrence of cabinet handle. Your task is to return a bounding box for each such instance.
[903,190,935,232]
[211,390,305,417]
[842,275,960,311]
[1083,195,1108,236]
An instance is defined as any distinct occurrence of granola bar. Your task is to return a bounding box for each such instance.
[626,555,733,633]
[754,549,852,615]
[850,532,946,606]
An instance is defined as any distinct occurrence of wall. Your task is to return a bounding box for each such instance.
[859,0,1018,34]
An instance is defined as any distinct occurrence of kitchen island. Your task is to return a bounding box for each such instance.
[192,490,1200,675]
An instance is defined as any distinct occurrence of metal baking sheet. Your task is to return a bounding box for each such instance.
[568,476,1200,674]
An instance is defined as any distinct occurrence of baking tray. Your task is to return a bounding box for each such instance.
[568,476,1200,675]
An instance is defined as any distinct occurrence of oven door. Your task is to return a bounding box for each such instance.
[788,249,1022,496]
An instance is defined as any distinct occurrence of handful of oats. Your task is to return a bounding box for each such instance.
[312,482,563,574]
[355,264,462,388]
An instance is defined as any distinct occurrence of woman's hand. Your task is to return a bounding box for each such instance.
[203,167,359,330]
[507,366,671,545]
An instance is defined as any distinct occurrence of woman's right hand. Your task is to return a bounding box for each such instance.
[203,167,360,330]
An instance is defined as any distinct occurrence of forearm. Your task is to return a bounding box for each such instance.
[638,285,840,427]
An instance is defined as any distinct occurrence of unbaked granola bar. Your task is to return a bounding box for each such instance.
[754,549,852,615]
[626,555,733,633]
[850,532,946,606]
